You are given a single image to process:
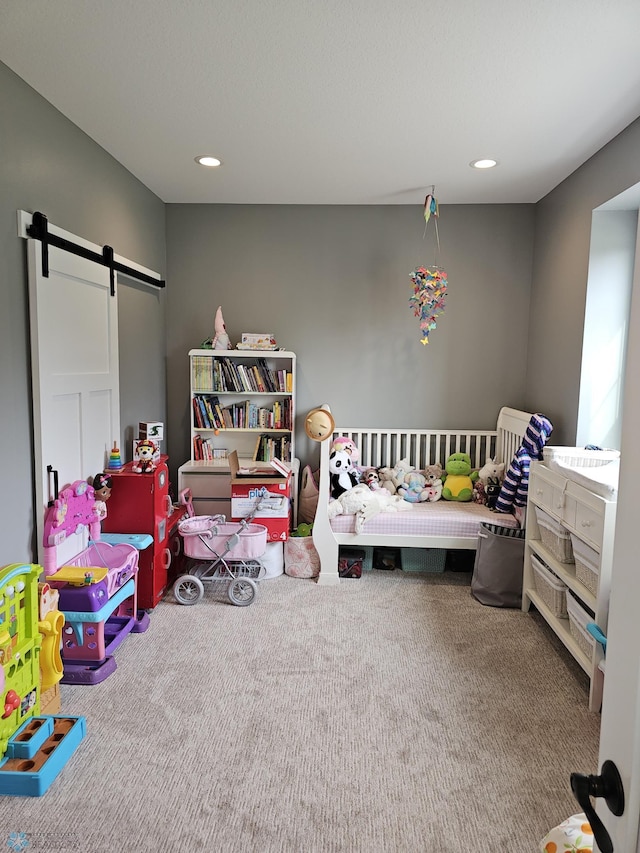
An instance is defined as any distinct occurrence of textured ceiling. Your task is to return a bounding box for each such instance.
[2,0,640,205]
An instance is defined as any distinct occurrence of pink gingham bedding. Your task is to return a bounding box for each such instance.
[329,500,519,537]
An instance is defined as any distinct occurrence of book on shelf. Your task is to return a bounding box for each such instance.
[250,364,265,392]
[192,396,203,428]
[252,433,263,461]
[252,433,291,463]
[257,358,277,392]
[192,433,228,462]
[270,457,292,477]
[192,394,225,430]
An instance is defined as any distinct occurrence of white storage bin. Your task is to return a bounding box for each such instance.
[261,541,284,578]
[531,554,568,618]
[535,507,574,563]
[542,446,620,467]
[566,591,597,661]
[570,534,600,596]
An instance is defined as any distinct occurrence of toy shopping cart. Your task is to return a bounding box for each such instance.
[173,492,268,606]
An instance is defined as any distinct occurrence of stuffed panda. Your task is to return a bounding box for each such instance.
[329,449,359,499]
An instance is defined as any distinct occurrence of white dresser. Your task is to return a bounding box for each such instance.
[523,460,618,711]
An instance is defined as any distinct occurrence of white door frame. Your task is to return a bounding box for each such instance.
[593,213,640,852]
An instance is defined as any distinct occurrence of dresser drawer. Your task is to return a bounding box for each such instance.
[575,502,604,550]
[190,496,231,519]
[180,471,231,499]
[531,478,566,519]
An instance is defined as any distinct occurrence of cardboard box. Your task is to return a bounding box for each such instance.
[241,333,275,347]
[138,421,164,441]
[228,450,291,542]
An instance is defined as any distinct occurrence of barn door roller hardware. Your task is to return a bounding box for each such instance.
[27,211,165,295]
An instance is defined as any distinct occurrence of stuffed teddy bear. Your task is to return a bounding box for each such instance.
[442,452,477,502]
[377,466,398,495]
[472,480,487,505]
[361,467,387,492]
[378,459,415,495]
[391,458,414,490]
[422,463,443,502]
[329,448,359,499]
[398,471,430,503]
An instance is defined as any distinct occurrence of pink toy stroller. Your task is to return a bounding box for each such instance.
[173,491,268,606]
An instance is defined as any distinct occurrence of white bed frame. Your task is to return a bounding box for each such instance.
[312,406,532,585]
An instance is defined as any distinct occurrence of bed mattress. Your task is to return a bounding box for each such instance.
[329,500,520,537]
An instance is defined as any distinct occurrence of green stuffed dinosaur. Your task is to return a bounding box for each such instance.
[442,452,478,502]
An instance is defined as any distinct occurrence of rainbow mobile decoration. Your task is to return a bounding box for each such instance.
[409,188,447,345]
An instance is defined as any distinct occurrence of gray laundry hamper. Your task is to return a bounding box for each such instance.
[471,521,526,608]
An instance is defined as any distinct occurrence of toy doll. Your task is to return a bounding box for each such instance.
[92,472,113,521]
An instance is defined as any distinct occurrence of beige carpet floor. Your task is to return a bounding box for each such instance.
[0,570,599,852]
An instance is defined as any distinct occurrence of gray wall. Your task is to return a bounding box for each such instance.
[165,203,535,482]
[4,54,640,567]
[526,118,640,443]
[0,61,166,565]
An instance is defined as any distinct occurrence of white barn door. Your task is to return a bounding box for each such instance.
[27,235,120,563]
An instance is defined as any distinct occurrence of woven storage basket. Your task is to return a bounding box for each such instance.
[566,591,597,661]
[401,548,446,573]
[531,554,568,618]
[542,446,620,467]
[535,507,574,563]
[570,534,600,596]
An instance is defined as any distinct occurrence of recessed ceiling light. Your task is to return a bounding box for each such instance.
[470,159,498,169]
[195,156,222,167]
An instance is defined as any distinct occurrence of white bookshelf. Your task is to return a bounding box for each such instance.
[178,349,297,519]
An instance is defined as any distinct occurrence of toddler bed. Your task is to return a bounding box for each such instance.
[312,406,533,585]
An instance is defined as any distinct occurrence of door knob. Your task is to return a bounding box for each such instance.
[570,759,624,853]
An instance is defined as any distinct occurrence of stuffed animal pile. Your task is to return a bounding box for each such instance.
[473,458,505,508]
[327,440,447,520]
[326,435,528,529]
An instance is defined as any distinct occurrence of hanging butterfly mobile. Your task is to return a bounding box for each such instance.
[409,190,448,345]
[409,266,448,345]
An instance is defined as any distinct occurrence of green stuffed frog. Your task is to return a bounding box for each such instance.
[442,452,478,502]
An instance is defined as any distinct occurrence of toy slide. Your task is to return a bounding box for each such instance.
[38,611,64,691]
